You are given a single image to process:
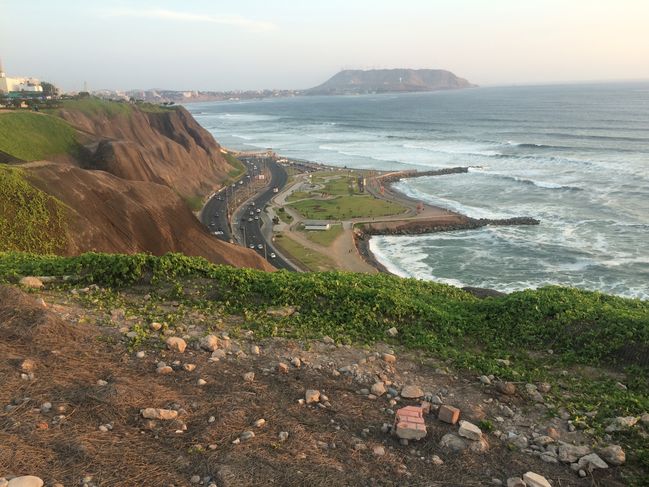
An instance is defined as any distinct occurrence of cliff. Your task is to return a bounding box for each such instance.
[0,103,272,270]
[306,69,476,95]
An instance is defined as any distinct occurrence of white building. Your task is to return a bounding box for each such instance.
[303,220,332,231]
[0,58,43,93]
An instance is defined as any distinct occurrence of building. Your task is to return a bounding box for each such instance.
[0,58,43,94]
[303,220,332,231]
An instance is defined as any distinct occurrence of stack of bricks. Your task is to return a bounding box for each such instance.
[394,405,427,440]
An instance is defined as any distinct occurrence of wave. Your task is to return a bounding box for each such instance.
[467,168,583,191]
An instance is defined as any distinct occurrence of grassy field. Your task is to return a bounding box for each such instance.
[273,234,338,271]
[0,112,79,161]
[223,152,246,182]
[276,207,293,224]
[287,172,406,220]
[302,223,343,246]
[289,195,405,220]
[56,98,172,117]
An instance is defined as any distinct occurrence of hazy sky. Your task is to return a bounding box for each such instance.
[2,0,649,91]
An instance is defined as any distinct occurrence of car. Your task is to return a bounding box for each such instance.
[256,209,261,213]
[254,216,259,220]
[270,253,276,258]
[249,211,254,216]
[239,181,244,185]
[249,244,255,249]
[257,244,263,250]
[214,231,224,235]
[248,218,252,222]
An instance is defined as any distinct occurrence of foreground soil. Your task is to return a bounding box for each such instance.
[0,285,632,486]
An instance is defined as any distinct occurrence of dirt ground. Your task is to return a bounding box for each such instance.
[0,285,630,487]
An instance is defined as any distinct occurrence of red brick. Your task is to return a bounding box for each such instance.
[438,405,461,425]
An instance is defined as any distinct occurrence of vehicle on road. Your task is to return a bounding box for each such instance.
[256,209,261,213]
[270,253,276,258]
[248,218,252,222]
[249,244,255,249]
[254,216,259,220]
[257,244,263,250]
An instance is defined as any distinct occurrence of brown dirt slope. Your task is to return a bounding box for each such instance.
[25,163,273,270]
[56,105,233,199]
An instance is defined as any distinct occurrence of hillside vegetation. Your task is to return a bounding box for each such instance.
[0,166,68,253]
[0,112,79,161]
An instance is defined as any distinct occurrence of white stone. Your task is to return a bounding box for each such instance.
[251,345,260,355]
[598,445,625,466]
[97,379,108,386]
[197,378,207,386]
[439,433,468,452]
[166,336,187,353]
[400,385,424,399]
[373,445,386,456]
[19,276,43,289]
[278,431,289,441]
[243,372,255,382]
[149,322,162,331]
[386,327,398,337]
[136,351,145,358]
[305,389,321,404]
[200,334,219,352]
[140,408,178,420]
[371,382,387,396]
[458,420,482,441]
[577,453,609,471]
[605,416,638,432]
[382,353,396,363]
[522,472,551,487]
[240,430,255,441]
[254,418,266,427]
[7,477,44,487]
[558,443,592,463]
[183,363,196,372]
[291,357,302,368]
[506,478,525,487]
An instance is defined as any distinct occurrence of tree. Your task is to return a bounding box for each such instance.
[40,81,59,97]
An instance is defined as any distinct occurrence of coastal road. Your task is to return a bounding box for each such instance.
[234,158,295,270]
[200,158,265,243]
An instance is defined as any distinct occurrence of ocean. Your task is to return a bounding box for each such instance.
[187,82,649,299]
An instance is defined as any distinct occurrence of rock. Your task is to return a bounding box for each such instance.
[508,434,528,449]
[479,375,491,385]
[251,345,260,355]
[278,431,289,441]
[7,477,44,487]
[322,336,335,344]
[534,435,555,447]
[200,334,219,352]
[386,327,398,337]
[190,475,200,484]
[492,479,503,486]
[197,378,207,386]
[97,379,108,386]
[305,389,321,404]
[157,366,173,375]
[598,444,625,466]
[522,472,551,487]
[495,358,511,366]
[266,306,296,318]
[243,372,255,382]
[438,405,461,425]
[540,452,559,463]
[538,382,551,393]
[19,276,44,289]
[439,433,468,452]
[641,412,649,426]
[401,385,424,399]
[458,420,482,441]
[373,445,386,456]
[254,418,266,427]
[394,405,427,440]
[506,478,526,487]
[277,362,289,374]
[605,416,638,432]
[371,382,387,396]
[211,349,227,360]
[525,383,544,403]
[558,443,592,463]
[382,353,396,363]
[149,322,162,331]
[495,381,516,395]
[166,337,187,353]
[577,453,609,471]
[240,430,255,441]
[183,363,196,372]
[141,408,178,420]
[20,358,36,372]
[136,351,145,359]
[431,454,444,465]
[291,357,302,368]
[468,436,490,453]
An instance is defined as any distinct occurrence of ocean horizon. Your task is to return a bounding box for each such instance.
[187,82,649,300]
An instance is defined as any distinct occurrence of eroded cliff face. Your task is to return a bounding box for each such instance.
[3,102,273,271]
[56,105,232,198]
[25,163,274,271]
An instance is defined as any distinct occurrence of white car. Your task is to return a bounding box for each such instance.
[257,244,263,250]
[270,253,276,258]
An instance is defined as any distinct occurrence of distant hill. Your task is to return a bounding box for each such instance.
[306,69,476,95]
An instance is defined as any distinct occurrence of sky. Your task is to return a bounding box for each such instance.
[2,0,649,92]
